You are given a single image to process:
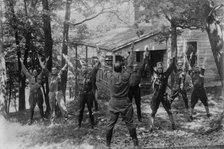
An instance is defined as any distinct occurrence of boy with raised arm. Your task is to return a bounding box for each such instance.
[189,58,211,120]
[64,49,102,129]
[148,53,176,132]
[38,56,68,124]
[105,42,139,148]
[20,58,44,125]
[169,59,193,120]
[128,51,148,122]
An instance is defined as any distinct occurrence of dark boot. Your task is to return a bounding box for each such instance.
[106,129,113,148]
[28,119,33,125]
[28,108,35,125]
[78,110,84,128]
[89,112,95,129]
[128,128,139,147]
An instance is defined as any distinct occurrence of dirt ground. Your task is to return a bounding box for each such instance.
[1,86,224,149]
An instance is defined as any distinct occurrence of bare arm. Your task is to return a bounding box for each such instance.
[20,58,32,79]
[63,54,80,76]
[127,42,135,68]
[122,42,135,81]
[38,55,50,77]
[165,57,176,77]
[58,64,68,76]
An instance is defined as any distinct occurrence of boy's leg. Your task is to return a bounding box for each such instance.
[190,88,199,120]
[162,94,175,130]
[121,105,138,147]
[37,91,45,120]
[28,94,36,125]
[199,88,210,117]
[150,93,160,131]
[134,85,142,122]
[78,93,86,127]
[87,92,95,128]
[56,91,68,119]
[106,111,119,147]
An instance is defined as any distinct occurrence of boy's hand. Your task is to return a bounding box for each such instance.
[130,42,134,50]
[19,58,23,63]
[63,54,69,61]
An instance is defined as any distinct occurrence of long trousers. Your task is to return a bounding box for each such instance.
[128,85,142,120]
[78,91,95,127]
[151,91,172,117]
[106,103,138,146]
[29,89,44,121]
[92,86,98,111]
[171,89,189,109]
[191,87,208,109]
[49,91,68,119]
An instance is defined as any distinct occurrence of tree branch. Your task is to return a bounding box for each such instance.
[208,4,224,17]
[165,14,171,22]
[70,8,129,27]
[104,10,130,25]
[70,8,105,26]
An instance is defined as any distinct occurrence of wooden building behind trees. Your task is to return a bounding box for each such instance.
[85,26,221,87]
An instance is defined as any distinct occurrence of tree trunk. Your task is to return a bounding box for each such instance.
[19,32,30,111]
[0,0,7,117]
[16,31,26,111]
[206,27,224,86]
[5,0,26,112]
[170,20,177,88]
[41,0,53,116]
[205,5,224,112]
[61,0,72,101]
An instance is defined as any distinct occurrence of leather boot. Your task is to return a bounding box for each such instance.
[128,128,139,147]
[106,129,113,148]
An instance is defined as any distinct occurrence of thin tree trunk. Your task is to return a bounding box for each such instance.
[61,0,72,101]
[7,82,12,114]
[5,0,26,111]
[41,0,53,116]
[205,4,224,113]
[0,0,7,117]
[19,31,30,111]
[170,20,177,88]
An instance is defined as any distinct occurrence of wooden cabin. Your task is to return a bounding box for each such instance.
[81,27,220,87]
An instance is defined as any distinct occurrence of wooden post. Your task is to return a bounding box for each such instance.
[112,52,115,72]
[85,46,88,63]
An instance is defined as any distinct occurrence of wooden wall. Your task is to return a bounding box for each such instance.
[176,29,220,85]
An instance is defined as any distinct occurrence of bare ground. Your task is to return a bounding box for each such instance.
[1,86,224,149]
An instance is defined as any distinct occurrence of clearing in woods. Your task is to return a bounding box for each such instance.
[1,86,224,149]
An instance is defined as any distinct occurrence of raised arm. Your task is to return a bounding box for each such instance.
[139,51,149,74]
[58,64,68,76]
[127,42,135,68]
[146,51,155,76]
[200,57,207,77]
[63,54,80,76]
[20,58,32,79]
[165,57,176,77]
[38,55,50,77]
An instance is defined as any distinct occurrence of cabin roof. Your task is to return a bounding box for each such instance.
[82,26,159,51]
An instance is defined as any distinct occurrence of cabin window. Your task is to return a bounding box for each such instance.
[136,51,143,62]
[186,42,197,67]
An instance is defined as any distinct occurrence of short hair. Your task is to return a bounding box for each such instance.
[114,62,122,72]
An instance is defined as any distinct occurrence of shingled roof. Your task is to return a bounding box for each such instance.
[83,26,159,51]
